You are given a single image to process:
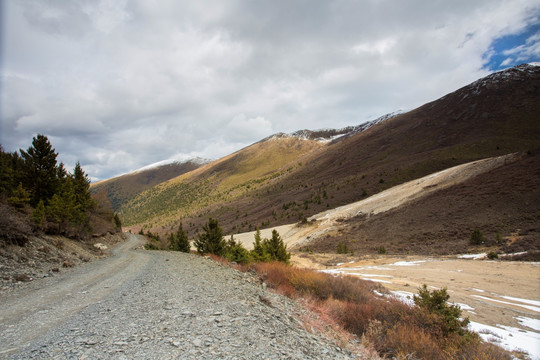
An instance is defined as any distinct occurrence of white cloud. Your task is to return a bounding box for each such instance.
[1,0,539,181]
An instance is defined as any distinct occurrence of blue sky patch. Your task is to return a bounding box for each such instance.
[485,22,540,71]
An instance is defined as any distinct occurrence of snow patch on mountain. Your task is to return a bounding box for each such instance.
[265,110,403,143]
[133,157,211,174]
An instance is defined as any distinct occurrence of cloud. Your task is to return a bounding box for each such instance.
[1,0,539,181]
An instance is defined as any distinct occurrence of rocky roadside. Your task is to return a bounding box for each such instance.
[2,234,372,359]
[0,232,125,292]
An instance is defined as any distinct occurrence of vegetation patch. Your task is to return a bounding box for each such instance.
[252,262,511,360]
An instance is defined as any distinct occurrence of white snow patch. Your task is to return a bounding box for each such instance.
[390,260,426,266]
[390,290,415,306]
[500,296,540,308]
[472,288,486,293]
[517,317,540,332]
[353,274,393,278]
[458,253,487,259]
[454,302,475,311]
[469,321,540,359]
[472,295,540,313]
[500,251,528,257]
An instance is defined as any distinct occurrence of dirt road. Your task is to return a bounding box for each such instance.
[0,234,359,359]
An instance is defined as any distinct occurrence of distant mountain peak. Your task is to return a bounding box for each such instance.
[265,110,403,144]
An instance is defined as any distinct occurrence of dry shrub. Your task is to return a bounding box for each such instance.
[253,262,297,297]
[250,263,512,360]
[386,323,441,360]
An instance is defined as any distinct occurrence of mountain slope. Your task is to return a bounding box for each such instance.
[119,64,540,239]
[305,150,540,256]
[90,159,207,212]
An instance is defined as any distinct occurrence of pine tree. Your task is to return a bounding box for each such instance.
[225,235,252,264]
[7,183,30,208]
[32,200,46,227]
[251,228,270,262]
[20,134,59,206]
[72,162,93,212]
[265,229,290,264]
[170,223,190,252]
[194,218,226,255]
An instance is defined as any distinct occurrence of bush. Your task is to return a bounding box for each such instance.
[377,246,387,254]
[487,251,498,260]
[413,285,470,336]
[249,264,509,360]
[470,228,485,245]
[336,242,349,254]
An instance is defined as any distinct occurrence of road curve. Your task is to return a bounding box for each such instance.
[0,234,357,359]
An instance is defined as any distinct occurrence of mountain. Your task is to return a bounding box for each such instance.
[90,158,209,212]
[116,64,540,247]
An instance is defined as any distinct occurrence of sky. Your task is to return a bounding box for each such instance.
[1,0,539,181]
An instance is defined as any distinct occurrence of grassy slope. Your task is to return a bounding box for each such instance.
[90,161,203,212]
[120,65,540,241]
[119,136,326,232]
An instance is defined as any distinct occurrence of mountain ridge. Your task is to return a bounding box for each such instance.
[109,64,539,253]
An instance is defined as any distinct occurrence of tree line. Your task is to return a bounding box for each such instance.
[142,217,290,264]
[0,134,107,237]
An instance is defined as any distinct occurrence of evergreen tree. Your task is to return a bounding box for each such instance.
[225,235,252,264]
[20,134,59,206]
[251,228,270,262]
[265,229,290,264]
[113,214,122,230]
[7,183,30,208]
[170,223,190,252]
[72,162,93,212]
[194,218,226,255]
[32,200,46,227]
[0,146,14,196]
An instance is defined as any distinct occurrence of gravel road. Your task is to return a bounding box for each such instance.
[0,234,359,359]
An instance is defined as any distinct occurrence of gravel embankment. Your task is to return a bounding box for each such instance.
[0,234,361,359]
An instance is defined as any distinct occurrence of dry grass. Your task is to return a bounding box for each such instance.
[252,262,512,360]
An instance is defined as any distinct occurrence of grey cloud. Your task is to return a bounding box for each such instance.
[2,0,539,181]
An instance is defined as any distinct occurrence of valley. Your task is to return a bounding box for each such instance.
[228,152,540,358]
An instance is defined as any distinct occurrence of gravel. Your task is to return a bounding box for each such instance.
[0,234,362,359]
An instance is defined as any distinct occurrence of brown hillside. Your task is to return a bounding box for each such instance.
[91,160,205,212]
[121,64,540,240]
[306,151,540,256]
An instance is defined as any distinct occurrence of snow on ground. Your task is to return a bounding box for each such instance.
[389,260,427,266]
[469,321,540,360]
[454,302,475,311]
[458,253,487,259]
[500,296,540,307]
[390,290,415,306]
[472,295,540,313]
[517,317,540,332]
